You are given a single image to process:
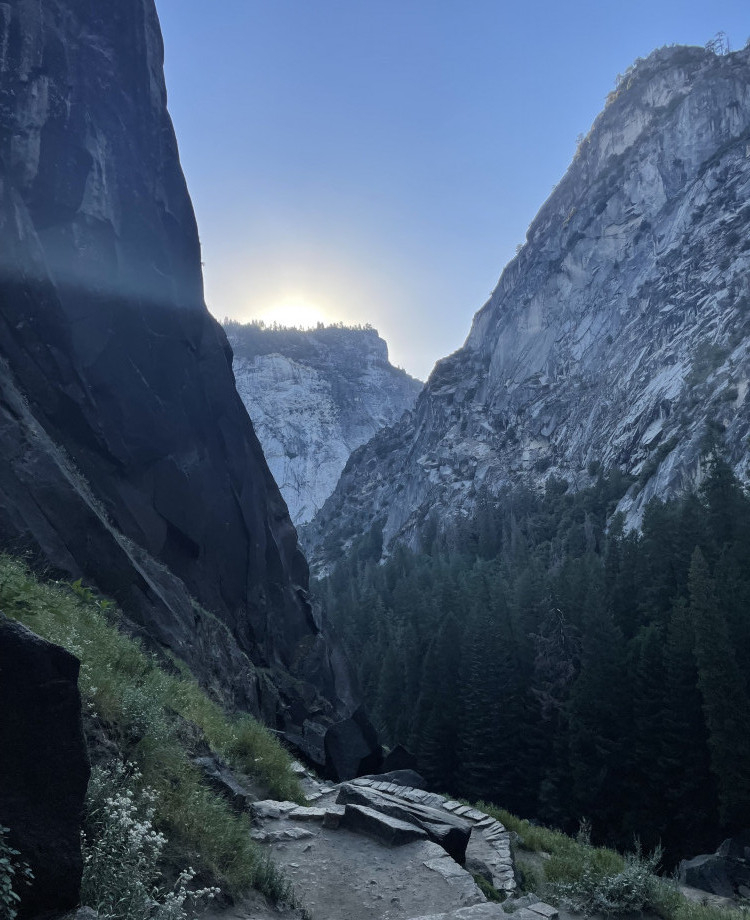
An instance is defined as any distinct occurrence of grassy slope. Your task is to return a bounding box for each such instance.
[0,554,303,900]
[481,804,744,920]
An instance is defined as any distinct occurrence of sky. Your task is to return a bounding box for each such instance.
[155,1,749,381]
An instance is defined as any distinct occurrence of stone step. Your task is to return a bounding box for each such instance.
[287,806,326,821]
[407,903,508,919]
[526,902,558,919]
[250,800,298,820]
[512,905,558,920]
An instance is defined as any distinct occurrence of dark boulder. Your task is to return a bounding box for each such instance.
[717,831,750,863]
[679,854,736,898]
[679,832,750,898]
[382,744,420,774]
[323,707,383,781]
[0,615,90,918]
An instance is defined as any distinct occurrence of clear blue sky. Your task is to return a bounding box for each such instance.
[155,1,748,380]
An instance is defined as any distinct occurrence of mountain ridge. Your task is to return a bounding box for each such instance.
[226,320,421,525]
[303,42,750,569]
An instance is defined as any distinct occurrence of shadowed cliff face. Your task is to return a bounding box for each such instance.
[0,0,364,757]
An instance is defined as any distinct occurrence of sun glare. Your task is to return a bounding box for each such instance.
[257,299,330,329]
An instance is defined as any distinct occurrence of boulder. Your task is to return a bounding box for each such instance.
[340,804,427,846]
[0,616,90,918]
[717,831,750,863]
[337,783,472,863]
[382,744,420,774]
[679,832,750,898]
[679,854,736,898]
[323,707,383,781]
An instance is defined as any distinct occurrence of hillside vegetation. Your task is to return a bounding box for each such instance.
[318,452,750,865]
[0,555,303,915]
[491,806,742,920]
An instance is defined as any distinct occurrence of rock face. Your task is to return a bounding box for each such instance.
[0,616,90,918]
[226,322,421,526]
[304,45,750,567]
[0,0,374,762]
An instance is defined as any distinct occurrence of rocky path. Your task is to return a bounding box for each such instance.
[213,768,561,920]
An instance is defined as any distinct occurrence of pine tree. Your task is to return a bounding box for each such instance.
[621,624,667,849]
[566,576,629,844]
[659,598,718,857]
[690,547,750,828]
[412,614,463,791]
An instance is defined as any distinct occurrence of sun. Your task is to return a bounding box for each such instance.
[257,299,329,329]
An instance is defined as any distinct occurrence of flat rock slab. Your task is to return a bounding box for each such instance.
[526,903,558,918]
[251,826,316,843]
[338,784,472,863]
[407,904,508,919]
[513,909,555,920]
[287,806,327,821]
[342,803,428,846]
[250,800,299,820]
[267,830,484,920]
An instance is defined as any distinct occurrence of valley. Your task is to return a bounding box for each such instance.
[0,3,749,920]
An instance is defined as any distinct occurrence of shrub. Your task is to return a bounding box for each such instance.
[0,826,33,920]
[81,761,219,920]
[0,554,301,902]
[550,841,662,916]
[475,803,744,920]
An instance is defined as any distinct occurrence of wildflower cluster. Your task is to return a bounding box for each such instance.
[81,762,219,920]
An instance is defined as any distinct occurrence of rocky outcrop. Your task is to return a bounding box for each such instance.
[0,615,90,918]
[0,0,376,763]
[226,322,421,525]
[679,832,750,899]
[246,768,523,918]
[304,45,750,568]
[337,783,473,863]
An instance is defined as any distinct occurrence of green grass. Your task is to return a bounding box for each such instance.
[478,806,624,885]
[475,803,745,920]
[0,554,303,900]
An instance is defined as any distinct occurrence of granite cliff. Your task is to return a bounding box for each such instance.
[304,44,750,569]
[0,0,374,769]
[226,322,421,526]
